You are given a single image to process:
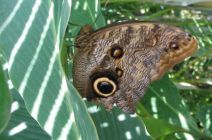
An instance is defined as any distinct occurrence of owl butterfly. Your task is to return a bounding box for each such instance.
[73,21,197,113]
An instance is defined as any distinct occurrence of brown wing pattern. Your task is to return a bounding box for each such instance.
[73,22,197,113]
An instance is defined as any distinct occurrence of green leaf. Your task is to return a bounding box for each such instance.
[138,75,208,139]
[87,103,154,140]
[0,56,12,133]
[0,89,51,140]
[0,1,98,139]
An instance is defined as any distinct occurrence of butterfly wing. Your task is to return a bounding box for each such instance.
[73,22,197,113]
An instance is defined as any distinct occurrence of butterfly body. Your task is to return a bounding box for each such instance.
[73,21,197,113]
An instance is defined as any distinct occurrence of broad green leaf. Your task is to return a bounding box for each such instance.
[0,89,51,140]
[0,56,12,133]
[138,75,209,139]
[87,103,154,140]
[0,1,98,139]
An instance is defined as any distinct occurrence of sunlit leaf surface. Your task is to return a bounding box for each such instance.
[0,89,51,140]
[87,103,154,140]
[0,0,98,139]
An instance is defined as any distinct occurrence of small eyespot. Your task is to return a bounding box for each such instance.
[169,42,179,50]
[186,33,192,41]
[116,68,123,77]
[93,77,117,97]
[187,33,192,38]
[110,45,123,59]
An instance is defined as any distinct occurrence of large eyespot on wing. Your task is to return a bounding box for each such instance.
[90,71,119,98]
[93,77,117,97]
